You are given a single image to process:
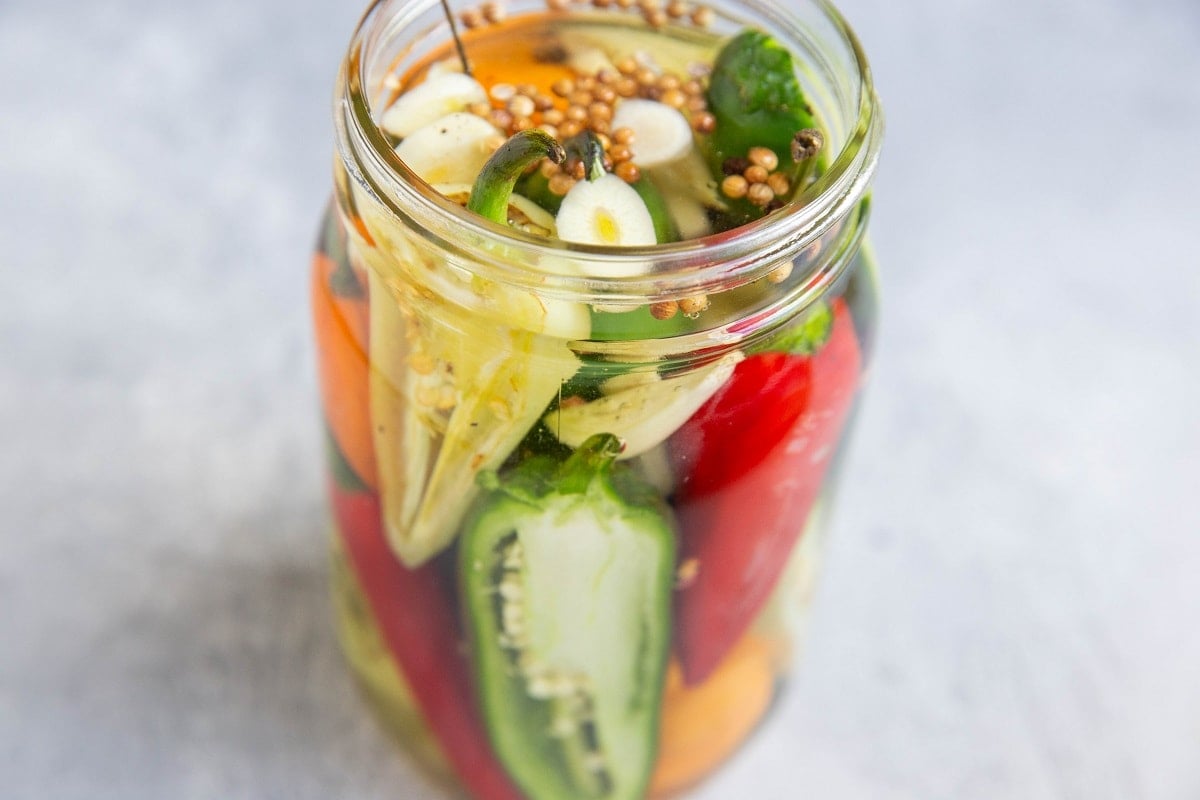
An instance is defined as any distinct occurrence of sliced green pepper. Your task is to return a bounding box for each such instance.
[459,433,676,800]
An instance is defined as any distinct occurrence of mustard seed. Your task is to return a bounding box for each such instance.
[767,172,791,196]
[490,83,516,101]
[615,161,641,183]
[507,95,536,118]
[747,182,774,206]
[542,108,565,125]
[482,2,506,22]
[650,300,679,320]
[767,262,793,284]
[589,102,613,121]
[690,5,714,26]
[661,89,686,109]
[488,108,514,129]
[691,111,716,133]
[666,0,689,18]
[679,295,709,315]
[747,146,779,171]
[548,173,576,195]
[721,174,749,198]
[613,126,636,144]
[744,164,769,184]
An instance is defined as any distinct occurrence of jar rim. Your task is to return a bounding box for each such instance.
[335,0,883,303]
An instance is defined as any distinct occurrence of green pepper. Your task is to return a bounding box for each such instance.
[706,30,819,172]
[459,433,676,800]
[705,30,823,228]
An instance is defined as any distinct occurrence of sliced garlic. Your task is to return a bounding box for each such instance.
[611,98,694,168]
[394,113,502,186]
[555,174,656,277]
[381,73,488,139]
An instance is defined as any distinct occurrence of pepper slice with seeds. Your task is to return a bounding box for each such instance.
[459,433,676,800]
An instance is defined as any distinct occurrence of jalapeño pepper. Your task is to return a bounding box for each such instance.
[459,434,676,800]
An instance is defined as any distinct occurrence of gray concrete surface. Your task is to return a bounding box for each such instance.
[2,0,1199,797]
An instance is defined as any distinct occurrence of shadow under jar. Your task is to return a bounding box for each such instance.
[312,0,883,797]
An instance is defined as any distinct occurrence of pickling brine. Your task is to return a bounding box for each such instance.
[314,0,883,797]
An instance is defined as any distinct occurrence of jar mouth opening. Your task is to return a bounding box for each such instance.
[337,0,883,299]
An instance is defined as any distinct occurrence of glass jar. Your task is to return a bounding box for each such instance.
[312,0,882,797]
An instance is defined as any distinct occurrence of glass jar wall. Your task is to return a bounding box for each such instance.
[313,0,882,797]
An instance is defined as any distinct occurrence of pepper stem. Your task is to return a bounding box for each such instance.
[468,130,566,225]
[564,131,608,182]
[554,433,623,494]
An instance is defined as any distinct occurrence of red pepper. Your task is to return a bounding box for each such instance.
[670,298,862,685]
[328,470,522,800]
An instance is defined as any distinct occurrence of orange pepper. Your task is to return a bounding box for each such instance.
[649,633,777,797]
[311,252,377,490]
